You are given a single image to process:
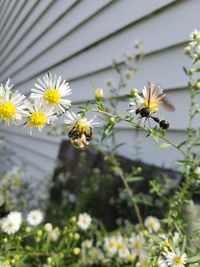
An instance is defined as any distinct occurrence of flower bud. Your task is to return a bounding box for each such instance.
[44,223,53,232]
[3,238,8,243]
[106,80,112,87]
[184,46,191,55]
[95,88,104,101]
[74,233,80,240]
[73,247,81,255]
[70,216,77,223]
[196,81,200,89]
[124,70,132,80]
[109,117,116,125]
[14,255,20,261]
[37,230,43,237]
[130,88,138,98]
[47,257,52,264]
[25,226,31,233]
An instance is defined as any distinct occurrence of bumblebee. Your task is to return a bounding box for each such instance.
[68,122,93,149]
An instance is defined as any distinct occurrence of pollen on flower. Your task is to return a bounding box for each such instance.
[143,99,159,113]
[29,112,47,128]
[44,89,61,105]
[75,120,90,134]
[0,102,16,120]
[174,256,183,265]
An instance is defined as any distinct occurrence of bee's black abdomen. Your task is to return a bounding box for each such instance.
[140,108,150,117]
[159,120,169,130]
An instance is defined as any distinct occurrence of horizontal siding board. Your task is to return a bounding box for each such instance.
[0,0,110,76]
[0,0,17,31]
[0,0,40,57]
[0,0,78,69]
[1,0,198,85]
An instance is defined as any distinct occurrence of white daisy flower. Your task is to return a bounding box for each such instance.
[1,211,22,234]
[30,73,72,114]
[81,239,93,249]
[165,250,187,267]
[27,209,44,226]
[0,79,28,125]
[77,213,92,231]
[144,216,160,233]
[158,256,168,267]
[48,227,60,242]
[129,235,145,255]
[104,236,118,257]
[24,100,57,134]
[137,253,151,267]
[88,247,104,264]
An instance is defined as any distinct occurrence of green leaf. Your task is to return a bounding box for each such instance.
[101,123,114,140]
[187,254,200,263]
[181,235,187,253]
[159,143,172,148]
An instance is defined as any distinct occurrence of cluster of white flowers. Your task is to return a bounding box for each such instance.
[44,223,60,241]
[184,29,200,64]
[0,209,44,235]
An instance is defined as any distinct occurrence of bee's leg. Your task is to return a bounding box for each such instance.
[143,118,148,128]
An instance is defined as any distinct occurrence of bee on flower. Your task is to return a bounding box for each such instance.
[0,79,28,125]
[130,82,175,129]
[30,73,72,114]
[24,100,57,134]
[144,216,160,233]
[64,111,98,149]
[164,249,187,267]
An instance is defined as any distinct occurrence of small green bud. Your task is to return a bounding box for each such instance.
[196,81,200,89]
[184,46,191,55]
[73,247,81,256]
[130,88,138,98]
[3,238,8,243]
[109,117,116,125]
[37,230,43,237]
[74,233,80,240]
[95,88,104,101]
[25,226,31,233]
[70,216,77,223]
[47,257,52,264]
[106,80,112,87]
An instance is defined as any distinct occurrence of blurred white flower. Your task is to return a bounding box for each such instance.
[27,209,44,226]
[158,256,168,267]
[88,247,104,264]
[1,211,22,234]
[129,235,145,255]
[144,216,160,233]
[104,236,118,257]
[165,250,187,267]
[31,73,72,114]
[189,29,200,47]
[77,213,92,230]
[0,79,28,125]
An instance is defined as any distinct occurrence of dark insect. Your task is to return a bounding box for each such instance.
[68,125,93,149]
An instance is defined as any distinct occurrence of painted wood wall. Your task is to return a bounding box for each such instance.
[0,0,199,180]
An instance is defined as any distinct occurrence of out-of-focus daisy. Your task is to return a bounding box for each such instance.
[65,111,98,149]
[31,73,71,114]
[0,79,28,125]
[104,236,118,257]
[158,256,168,267]
[129,235,145,254]
[137,253,151,267]
[77,213,92,230]
[1,211,22,234]
[24,100,56,134]
[165,250,187,267]
[144,216,160,233]
[82,240,93,249]
[27,209,44,226]
[88,247,104,264]
[48,227,60,242]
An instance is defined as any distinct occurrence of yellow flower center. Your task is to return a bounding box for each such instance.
[129,255,135,262]
[134,242,142,250]
[91,252,99,261]
[174,256,183,265]
[44,89,61,105]
[163,240,171,248]
[0,102,16,120]
[109,241,115,248]
[117,242,124,249]
[29,112,47,128]
[149,220,155,228]
[143,99,159,113]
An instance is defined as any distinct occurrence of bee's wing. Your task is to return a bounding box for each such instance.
[161,97,175,111]
[146,82,152,107]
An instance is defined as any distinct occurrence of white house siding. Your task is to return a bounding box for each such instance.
[0,0,199,180]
